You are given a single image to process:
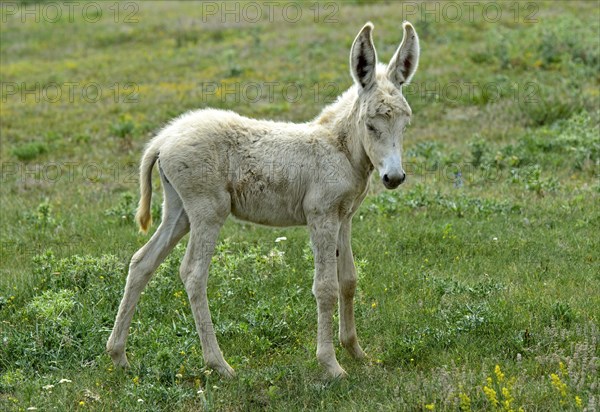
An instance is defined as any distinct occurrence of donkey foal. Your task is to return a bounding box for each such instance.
[107,21,420,378]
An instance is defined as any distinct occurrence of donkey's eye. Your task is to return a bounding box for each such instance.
[366,124,377,133]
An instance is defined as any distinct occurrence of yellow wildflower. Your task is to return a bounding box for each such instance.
[483,384,499,407]
[495,364,505,383]
[559,362,567,376]
[502,388,513,411]
[459,392,471,411]
[550,373,567,398]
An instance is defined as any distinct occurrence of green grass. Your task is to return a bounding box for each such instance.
[1,1,599,411]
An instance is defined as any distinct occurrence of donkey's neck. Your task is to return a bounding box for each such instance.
[313,86,373,178]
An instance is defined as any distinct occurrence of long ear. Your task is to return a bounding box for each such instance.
[350,22,377,90]
[387,21,420,87]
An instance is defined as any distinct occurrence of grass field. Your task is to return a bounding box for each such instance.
[1,1,599,410]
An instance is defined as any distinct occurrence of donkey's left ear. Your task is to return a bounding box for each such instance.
[387,21,420,87]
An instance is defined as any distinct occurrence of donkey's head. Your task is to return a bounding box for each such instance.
[350,22,420,189]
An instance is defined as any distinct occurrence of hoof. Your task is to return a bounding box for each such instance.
[341,338,367,360]
[318,352,347,378]
[209,361,236,379]
[107,346,130,368]
[348,345,367,360]
[328,365,348,379]
[110,352,130,368]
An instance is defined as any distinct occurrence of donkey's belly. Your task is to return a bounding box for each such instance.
[225,143,311,227]
[230,189,307,227]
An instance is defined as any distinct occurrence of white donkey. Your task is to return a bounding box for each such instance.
[107,21,419,378]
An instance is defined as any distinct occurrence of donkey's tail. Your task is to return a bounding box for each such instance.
[135,142,160,234]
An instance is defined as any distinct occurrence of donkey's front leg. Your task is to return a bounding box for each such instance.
[309,215,346,378]
[337,220,367,359]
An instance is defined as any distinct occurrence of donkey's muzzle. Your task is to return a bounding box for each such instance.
[382,172,406,189]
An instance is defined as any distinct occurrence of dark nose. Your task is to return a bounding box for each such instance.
[382,172,406,189]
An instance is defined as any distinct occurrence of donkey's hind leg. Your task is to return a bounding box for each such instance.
[179,193,234,377]
[107,172,189,367]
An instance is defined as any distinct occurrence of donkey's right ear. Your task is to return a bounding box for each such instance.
[350,22,378,90]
